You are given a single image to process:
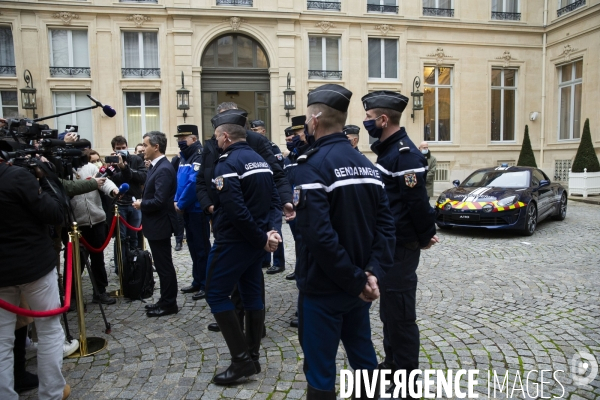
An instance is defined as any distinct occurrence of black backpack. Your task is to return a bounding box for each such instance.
[123,241,155,301]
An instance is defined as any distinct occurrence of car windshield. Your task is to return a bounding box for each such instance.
[461,170,530,188]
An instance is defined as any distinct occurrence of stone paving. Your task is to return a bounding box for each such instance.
[21,201,600,399]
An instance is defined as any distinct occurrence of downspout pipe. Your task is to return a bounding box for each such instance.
[540,0,549,168]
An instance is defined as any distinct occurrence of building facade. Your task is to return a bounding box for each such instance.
[1,0,598,192]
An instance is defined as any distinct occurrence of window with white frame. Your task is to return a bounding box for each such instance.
[423,0,454,17]
[49,30,90,77]
[491,68,517,142]
[0,91,18,118]
[557,0,586,17]
[367,0,399,13]
[308,36,341,80]
[122,32,160,78]
[491,0,521,20]
[423,66,452,142]
[0,27,16,76]
[558,60,582,140]
[368,38,398,80]
[53,92,93,144]
[125,92,160,146]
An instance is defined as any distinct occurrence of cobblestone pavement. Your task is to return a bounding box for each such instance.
[21,201,599,399]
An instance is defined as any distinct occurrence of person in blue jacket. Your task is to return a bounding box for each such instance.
[293,84,396,399]
[173,124,211,301]
[363,91,439,397]
[250,119,286,275]
[205,109,282,385]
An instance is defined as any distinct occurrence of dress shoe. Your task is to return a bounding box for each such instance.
[14,371,38,393]
[144,302,161,310]
[290,319,298,328]
[285,271,296,280]
[146,305,178,317]
[208,322,221,332]
[307,384,336,400]
[266,265,285,275]
[63,384,71,400]
[175,242,183,251]
[63,339,79,358]
[92,292,116,305]
[192,290,206,300]
[180,285,199,294]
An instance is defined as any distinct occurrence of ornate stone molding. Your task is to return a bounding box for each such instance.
[559,44,578,62]
[427,47,452,65]
[226,17,245,31]
[315,21,335,33]
[496,51,516,67]
[53,12,79,25]
[375,24,395,35]
[127,14,152,27]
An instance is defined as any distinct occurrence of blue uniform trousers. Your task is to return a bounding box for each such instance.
[184,212,211,290]
[298,292,377,391]
[380,245,420,374]
[205,241,264,314]
[262,217,284,267]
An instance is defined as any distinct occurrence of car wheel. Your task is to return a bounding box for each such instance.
[521,203,537,236]
[552,193,567,221]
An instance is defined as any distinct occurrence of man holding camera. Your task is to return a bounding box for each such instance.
[109,135,147,265]
[0,154,70,399]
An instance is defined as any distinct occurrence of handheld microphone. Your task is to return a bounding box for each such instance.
[118,183,130,194]
[95,166,108,178]
[87,94,117,118]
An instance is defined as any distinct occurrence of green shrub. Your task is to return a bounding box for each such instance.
[517,125,537,168]
[571,119,600,173]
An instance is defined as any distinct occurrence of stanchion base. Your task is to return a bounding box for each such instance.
[67,337,107,358]
[109,289,123,298]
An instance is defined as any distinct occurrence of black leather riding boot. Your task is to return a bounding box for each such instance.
[307,384,337,400]
[212,310,257,385]
[244,308,265,373]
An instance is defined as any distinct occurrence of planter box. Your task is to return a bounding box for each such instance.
[569,170,600,197]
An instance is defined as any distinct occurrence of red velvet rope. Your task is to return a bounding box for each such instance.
[79,215,118,254]
[0,242,73,317]
[119,215,143,232]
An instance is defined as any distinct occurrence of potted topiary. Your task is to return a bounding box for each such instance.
[569,119,600,197]
[517,125,537,167]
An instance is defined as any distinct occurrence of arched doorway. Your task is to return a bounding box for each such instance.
[200,34,270,140]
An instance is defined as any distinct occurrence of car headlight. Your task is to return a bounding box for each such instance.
[444,203,452,211]
[497,195,517,207]
[482,204,493,213]
[437,193,447,204]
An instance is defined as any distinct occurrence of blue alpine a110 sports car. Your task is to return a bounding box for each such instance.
[435,165,568,236]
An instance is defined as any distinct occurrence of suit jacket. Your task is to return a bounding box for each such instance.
[141,156,178,240]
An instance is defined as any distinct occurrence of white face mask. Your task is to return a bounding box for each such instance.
[94,161,103,168]
[421,149,429,155]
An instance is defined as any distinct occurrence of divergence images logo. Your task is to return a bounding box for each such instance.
[571,352,598,386]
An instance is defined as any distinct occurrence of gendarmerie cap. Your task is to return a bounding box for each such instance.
[211,109,248,129]
[291,115,306,130]
[361,91,409,113]
[307,84,352,112]
[284,127,294,137]
[250,120,265,129]
[175,124,199,137]
[343,125,360,136]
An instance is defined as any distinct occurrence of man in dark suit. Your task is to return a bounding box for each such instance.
[133,131,179,317]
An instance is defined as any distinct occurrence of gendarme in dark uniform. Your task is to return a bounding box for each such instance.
[362,91,437,392]
[294,84,396,399]
[204,109,282,385]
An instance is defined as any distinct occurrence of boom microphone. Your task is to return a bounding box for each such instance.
[86,94,117,118]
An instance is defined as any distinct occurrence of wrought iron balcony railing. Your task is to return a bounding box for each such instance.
[217,0,253,5]
[423,7,454,17]
[122,68,161,78]
[367,4,399,13]
[49,67,91,77]
[307,1,341,11]
[308,70,342,80]
[491,11,521,20]
[119,0,158,3]
[0,66,16,75]
[557,0,585,17]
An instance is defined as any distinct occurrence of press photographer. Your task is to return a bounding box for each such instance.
[0,118,71,399]
[108,136,147,266]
